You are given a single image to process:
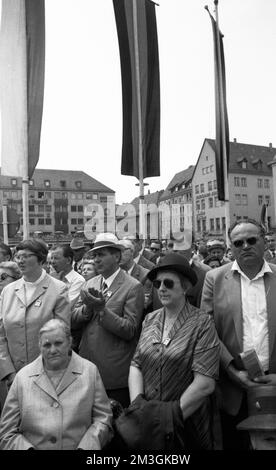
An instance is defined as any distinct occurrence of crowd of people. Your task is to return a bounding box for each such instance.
[0,221,275,451]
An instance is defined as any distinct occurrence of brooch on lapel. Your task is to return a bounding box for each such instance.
[34,300,42,307]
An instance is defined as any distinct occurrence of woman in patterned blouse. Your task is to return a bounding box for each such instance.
[128,253,220,450]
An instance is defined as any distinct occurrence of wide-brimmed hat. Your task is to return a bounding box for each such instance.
[147,252,197,286]
[70,238,86,250]
[88,232,123,253]
[237,385,276,432]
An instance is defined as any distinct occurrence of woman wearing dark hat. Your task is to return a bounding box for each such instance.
[128,253,220,450]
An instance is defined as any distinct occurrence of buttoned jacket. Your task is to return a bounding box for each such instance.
[200,262,276,415]
[0,352,113,450]
[0,273,71,380]
[72,269,144,389]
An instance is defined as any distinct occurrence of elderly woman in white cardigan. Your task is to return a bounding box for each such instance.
[0,319,113,450]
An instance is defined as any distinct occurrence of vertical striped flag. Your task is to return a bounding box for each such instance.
[0,0,45,179]
[113,0,160,180]
[207,7,229,201]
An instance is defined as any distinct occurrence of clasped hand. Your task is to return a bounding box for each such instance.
[80,287,106,312]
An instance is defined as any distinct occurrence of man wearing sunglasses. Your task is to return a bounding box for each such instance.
[201,219,276,450]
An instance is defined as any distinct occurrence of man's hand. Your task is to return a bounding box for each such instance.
[5,372,16,389]
[80,288,105,312]
[253,374,276,385]
[227,363,257,390]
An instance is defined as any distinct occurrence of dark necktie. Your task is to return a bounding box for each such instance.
[74,261,78,272]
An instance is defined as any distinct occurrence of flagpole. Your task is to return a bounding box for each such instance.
[214,0,230,244]
[22,176,29,240]
[132,0,146,241]
[2,201,9,244]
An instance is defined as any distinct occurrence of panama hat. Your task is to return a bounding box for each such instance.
[237,385,276,432]
[88,232,124,253]
[147,252,197,286]
[70,238,86,250]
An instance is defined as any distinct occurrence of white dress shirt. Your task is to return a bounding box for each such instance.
[64,269,85,305]
[23,269,47,305]
[231,260,271,371]
[101,268,121,289]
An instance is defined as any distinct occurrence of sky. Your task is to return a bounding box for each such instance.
[11,0,276,203]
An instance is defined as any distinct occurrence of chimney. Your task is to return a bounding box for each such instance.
[233,138,237,144]
[148,189,150,195]
[269,142,273,149]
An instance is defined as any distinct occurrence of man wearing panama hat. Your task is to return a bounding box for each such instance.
[72,233,144,407]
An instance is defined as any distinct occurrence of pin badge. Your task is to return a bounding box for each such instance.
[163,338,171,346]
[34,300,42,307]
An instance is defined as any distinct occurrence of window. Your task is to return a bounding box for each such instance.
[241,160,247,169]
[38,219,45,225]
[86,193,92,199]
[29,180,34,186]
[38,205,45,212]
[54,192,60,199]
[45,191,51,199]
[202,219,206,231]
[206,155,209,161]
[45,218,52,225]
[222,217,226,230]
[202,168,206,175]
[234,177,240,187]
[71,206,77,212]
[29,205,35,212]
[213,180,217,189]
[206,166,210,174]
[71,218,77,225]
[11,179,17,186]
[265,196,271,206]
[92,193,98,200]
[77,205,83,212]
[77,218,83,224]
[242,195,248,205]
[258,195,263,206]
[257,179,263,188]
[210,218,214,231]
[29,219,35,225]
[241,177,247,187]
[235,194,241,205]
[200,184,204,193]
[46,205,52,212]
[197,220,201,232]
[61,192,68,199]
[77,193,83,200]
[60,180,66,188]
[216,218,220,231]
[210,165,214,173]
[215,197,220,207]
[71,193,77,199]
[209,197,213,208]
[44,180,50,187]
[75,181,82,189]
[38,191,45,199]
[100,196,108,203]
[201,199,205,210]
[208,181,212,191]
[11,191,18,198]
[195,185,199,195]
[3,191,9,198]
[196,200,200,211]
[264,179,270,189]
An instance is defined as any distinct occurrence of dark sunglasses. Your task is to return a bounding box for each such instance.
[232,237,259,248]
[0,272,16,281]
[152,278,175,289]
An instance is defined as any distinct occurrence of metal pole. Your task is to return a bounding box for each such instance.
[214,0,231,244]
[22,177,29,240]
[2,201,9,244]
[132,0,146,241]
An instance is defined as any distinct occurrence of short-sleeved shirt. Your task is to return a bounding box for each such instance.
[131,302,220,448]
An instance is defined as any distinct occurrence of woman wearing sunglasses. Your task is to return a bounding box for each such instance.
[128,252,220,450]
[0,262,21,294]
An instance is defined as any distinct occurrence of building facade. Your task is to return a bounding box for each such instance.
[192,139,276,239]
[0,169,115,238]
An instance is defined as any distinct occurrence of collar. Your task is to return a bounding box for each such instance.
[134,253,141,264]
[64,268,76,282]
[23,269,46,286]
[102,267,121,289]
[127,263,135,275]
[231,259,272,281]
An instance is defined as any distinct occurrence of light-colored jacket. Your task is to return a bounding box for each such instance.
[0,352,113,450]
[0,273,71,380]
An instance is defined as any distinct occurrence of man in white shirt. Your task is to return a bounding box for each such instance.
[201,219,276,449]
[51,245,85,306]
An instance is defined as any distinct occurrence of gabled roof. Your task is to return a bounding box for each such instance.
[130,190,164,210]
[0,168,115,193]
[166,165,194,190]
[205,138,276,175]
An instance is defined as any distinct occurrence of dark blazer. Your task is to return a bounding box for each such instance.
[137,255,155,271]
[200,261,276,415]
[72,269,144,390]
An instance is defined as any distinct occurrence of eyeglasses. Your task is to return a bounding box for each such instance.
[232,237,259,248]
[15,253,36,261]
[150,247,159,252]
[0,272,16,281]
[152,278,175,289]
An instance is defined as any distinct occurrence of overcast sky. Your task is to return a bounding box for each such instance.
[34,0,276,203]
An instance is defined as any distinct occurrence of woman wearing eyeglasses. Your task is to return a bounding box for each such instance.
[0,239,71,404]
[128,253,220,450]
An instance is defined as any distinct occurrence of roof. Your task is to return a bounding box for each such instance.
[0,168,115,193]
[166,165,194,190]
[130,190,164,210]
[205,138,276,175]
